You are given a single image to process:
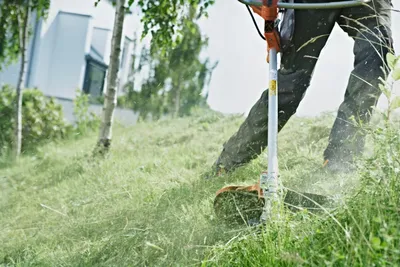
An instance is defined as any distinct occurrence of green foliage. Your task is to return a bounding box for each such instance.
[0,0,50,70]
[73,90,101,136]
[89,95,105,105]
[133,0,215,54]
[377,52,400,122]
[0,85,69,153]
[0,86,102,156]
[93,0,214,56]
[387,53,400,79]
[386,53,400,82]
[121,7,217,120]
[120,47,169,120]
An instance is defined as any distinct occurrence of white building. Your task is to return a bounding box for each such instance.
[0,0,140,124]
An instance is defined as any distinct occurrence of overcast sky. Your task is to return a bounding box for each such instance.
[197,1,400,117]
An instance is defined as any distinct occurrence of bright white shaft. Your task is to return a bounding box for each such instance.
[267,48,278,190]
[261,47,279,222]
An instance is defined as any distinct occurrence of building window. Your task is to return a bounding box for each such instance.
[83,55,108,98]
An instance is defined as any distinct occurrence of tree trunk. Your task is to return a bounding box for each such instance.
[95,0,126,155]
[14,1,30,159]
[174,88,180,118]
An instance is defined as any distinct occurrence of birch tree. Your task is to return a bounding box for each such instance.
[14,1,31,158]
[0,0,50,159]
[93,0,215,154]
[94,0,126,155]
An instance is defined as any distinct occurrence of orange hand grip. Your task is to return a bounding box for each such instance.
[250,0,280,62]
[250,0,279,21]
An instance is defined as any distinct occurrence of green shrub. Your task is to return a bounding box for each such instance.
[0,85,70,153]
[72,90,101,136]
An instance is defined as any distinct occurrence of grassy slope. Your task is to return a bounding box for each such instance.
[0,109,399,266]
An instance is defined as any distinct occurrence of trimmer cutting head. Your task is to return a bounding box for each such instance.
[213,183,330,226]
[213,184,264,226]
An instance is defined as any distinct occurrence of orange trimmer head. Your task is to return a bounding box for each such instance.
[213,183,264,226]
[213,183,331,226]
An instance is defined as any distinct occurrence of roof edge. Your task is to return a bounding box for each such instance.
[58,11,93,19]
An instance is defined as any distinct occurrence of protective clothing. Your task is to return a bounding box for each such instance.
[213,0,394,174]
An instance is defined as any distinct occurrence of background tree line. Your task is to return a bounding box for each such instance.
[119,6,218,121]
[0,0,216,158]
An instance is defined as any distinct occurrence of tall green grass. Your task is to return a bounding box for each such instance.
[202,52,400,266]
[0,107,363,266]
[1,50,399,265]
[203,118,400,266]
[2,106,397,266]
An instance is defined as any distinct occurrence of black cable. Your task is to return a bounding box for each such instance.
[245,5,266,41]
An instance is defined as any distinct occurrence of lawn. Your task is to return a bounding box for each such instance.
[1,109,399,266]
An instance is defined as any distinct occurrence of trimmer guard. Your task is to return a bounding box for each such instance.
[213,183,264,226]
[214,183,331,225]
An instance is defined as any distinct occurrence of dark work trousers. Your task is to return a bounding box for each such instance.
[214,0,394,173]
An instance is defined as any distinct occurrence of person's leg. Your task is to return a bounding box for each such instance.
[323,0,394,171]
[211,6,342,175]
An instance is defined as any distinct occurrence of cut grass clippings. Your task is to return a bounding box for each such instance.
[1,109,399,266]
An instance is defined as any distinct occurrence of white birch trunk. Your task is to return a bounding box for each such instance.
[14,1,30,159]
[95,0,126,154]
[174,89,180,118]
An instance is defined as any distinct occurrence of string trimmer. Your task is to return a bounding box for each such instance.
[213,0,371,226]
